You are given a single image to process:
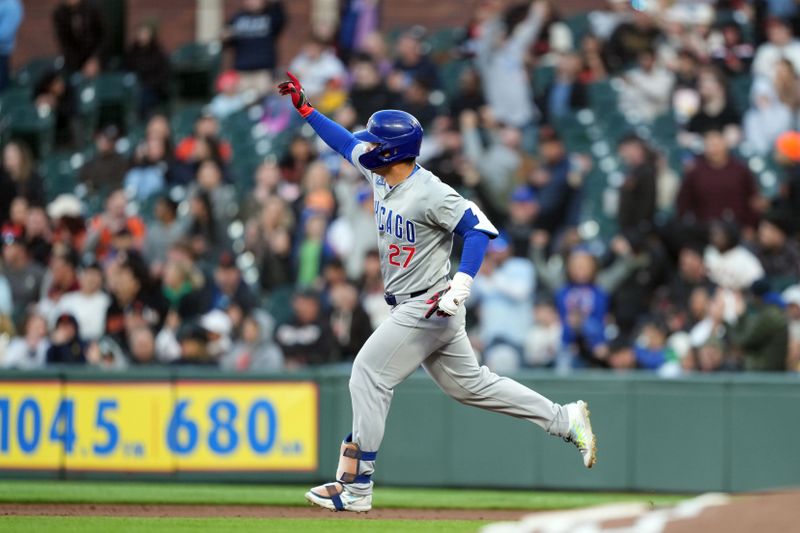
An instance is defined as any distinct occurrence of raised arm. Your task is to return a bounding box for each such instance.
[278,72,360,161]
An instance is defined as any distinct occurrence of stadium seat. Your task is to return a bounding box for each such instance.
[77,72,140,143]
[11,56,64,90]
[438,59,471,102]
[565,12,591,42]
[728,74,752,114]
[170,41,223,102]
[40,150,86,201]
[0,99,55,159]
[170,103,206,142]
[532,65,556,97]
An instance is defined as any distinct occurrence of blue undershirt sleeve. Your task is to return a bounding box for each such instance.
[306,110,360,161]
[453,210,494,278]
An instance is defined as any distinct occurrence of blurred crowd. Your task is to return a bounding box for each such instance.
[1,0,800,375]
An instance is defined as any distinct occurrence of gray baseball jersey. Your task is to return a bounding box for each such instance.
[350,142,488,295]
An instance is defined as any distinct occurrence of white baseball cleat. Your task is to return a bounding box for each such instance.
[564,400,597,468]
[305,482,372,512]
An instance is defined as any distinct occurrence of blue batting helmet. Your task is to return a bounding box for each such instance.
[353,110,423,170]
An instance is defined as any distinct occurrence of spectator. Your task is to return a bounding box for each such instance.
[618,49,675,123]
[752,17,800,79]
[161,253,209,320]
[124,22,170,119]
[212,251,258,313]
[475,0,546,130]
[394,77,439,129]
[209,70,248,120]
[186,190,228,262]
[79,125,128,193]
[224,0,286,96]
[296,212,330,288]
[771,58,800,113]
[743,77,793,155]
[530,127,585,235]
[782,285,800,371]
[84,189,146,261]
[52,0,104,76]
[53,262,110,341]
[198,309,233,362]
[0,0,22,92]
[662,244,712,317]
[329,281,372,360]
[33,69,75,147]
[174,114,233,164]
[616,134,657,233]
[24,206,52,267]
[288,36,347,100]
[348,54,392,125]
[505,186,540,257]
[127,325,157,365]
[602,5,661,74]
[538,52,588,123]
[38,246,80,321]
[391,28,439,89]
[143,196,189,270]
[2,140,46,207]
[523,301,563,367]
[682,67,741,149]
[704,220,765,291]
[2,226,45,328]
[634,319,669,370]
[1,312,48,369]
[729,279,789,371]
[677,130,760,230]
[754,211,800,289]
[275,289,336,368]
[449,67,486,117]
[221,310,283,371]
[45,312,86,364]
[125,133,173,197]
[710,22,754,77]
[471,235,536,367]
[688,336,733,373]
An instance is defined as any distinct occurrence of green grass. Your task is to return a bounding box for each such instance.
[0,517,486,533]
[0,480,686,510]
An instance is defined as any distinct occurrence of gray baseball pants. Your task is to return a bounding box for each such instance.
[345,283,570,494]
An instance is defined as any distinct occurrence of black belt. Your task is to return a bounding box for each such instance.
[384,287,429,307]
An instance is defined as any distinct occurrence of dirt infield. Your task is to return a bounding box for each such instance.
[0,503,529,521]
[1,491,798,530]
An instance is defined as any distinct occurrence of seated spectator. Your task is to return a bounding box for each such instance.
[38,246,81,321]
[2,141,45,207]
[80,126,129,194]
[221,310,283,371]
[124,135,172,201]
[329,281,372,361]
[616,134,657,234]
[161,254,209,320]
[209,70,249,120]
[348,54,391,125]
[771,58,800,114]
[471,235,536,365]
[681,67,741,149]
[275,289,337,368]
[744,77,793,156]
[105,253,168,350]
[46,313,86,364]
[53,262,110,341]
[391,28,439,90]
[617,49,674,123]
[174,114,233,163]
[289,36,346,100]
[223,0,286,96]
[279,135,316,185]
[782,285,800,371]
[729,279,789,371]
[2,312,49,369]
[505,186,539,257]
[607,341,637,371]
[212,251,258,313]
[677,130,760,230]
[124,22,170,119]
[2,226,45,328]
[523,301,563,367]
[199,309,233,362]
[752,16,800,79]
[33,70,74,147]
[685,336,734,373]
[143,197,188,272]
[633,319,669,370]
[127,325,157,365]
[186,191,229,263]
[24,206,53,267]
[84,190,146,261]
[52,0,104,75]
[194,159,237,225]
[704,220,765,291]
[754,211,800,290]
[710,22,754,77]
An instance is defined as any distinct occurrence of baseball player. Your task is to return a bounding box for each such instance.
[278,72,596,513]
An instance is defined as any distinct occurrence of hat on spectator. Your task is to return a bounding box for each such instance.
[199,309,232,337]
[216,70,240,93]
[782,285,800,307]
[47,194,83,220]
[775,131,800,162]
[1,224,26,247]
[217,250,238,270]
[511,185,538,203]
[487,233,511,254]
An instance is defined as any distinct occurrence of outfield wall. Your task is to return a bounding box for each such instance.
[0,368,798,493]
